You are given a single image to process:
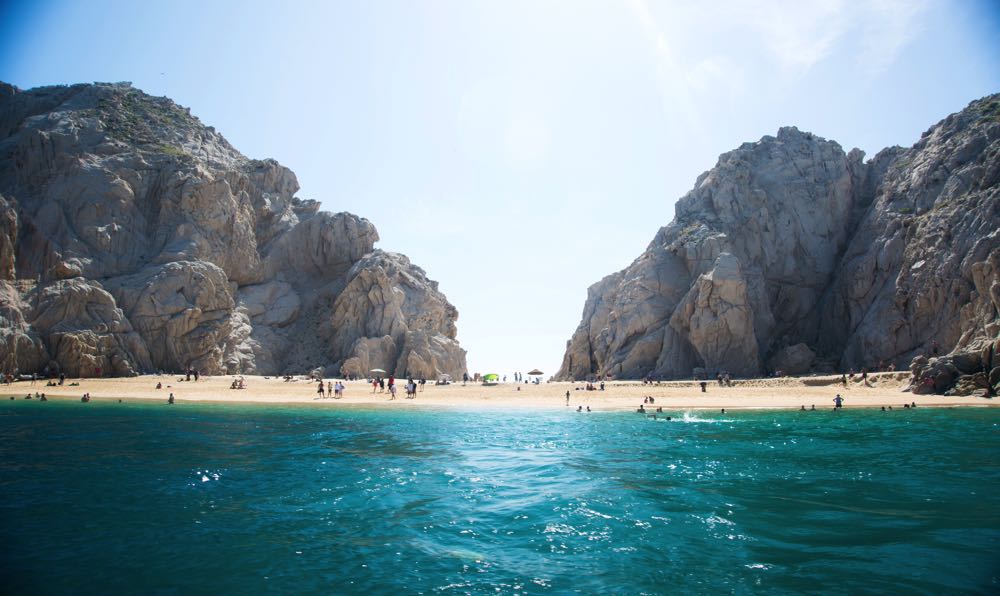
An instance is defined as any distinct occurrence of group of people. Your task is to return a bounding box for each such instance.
[815,395,919,410]
[10,392,48,401]
[2,371,68,385]
[369,375,426,400]
[316,379,345,398]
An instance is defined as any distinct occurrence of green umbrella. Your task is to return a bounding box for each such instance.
[482,373,499,381]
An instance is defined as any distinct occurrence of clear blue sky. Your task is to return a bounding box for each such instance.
[2,0,999,378]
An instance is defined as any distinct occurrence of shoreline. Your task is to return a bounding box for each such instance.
[2,373,995,411]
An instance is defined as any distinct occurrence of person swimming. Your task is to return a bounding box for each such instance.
[637,404,646,413]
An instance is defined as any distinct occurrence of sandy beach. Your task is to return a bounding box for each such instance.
[4,372,995,410]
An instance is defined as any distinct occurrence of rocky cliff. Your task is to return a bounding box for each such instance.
[0,81,467,378]
[558,94,1000,395]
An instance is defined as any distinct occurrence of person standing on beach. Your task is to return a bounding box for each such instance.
[565,391,570,406]
[833,394,844,409]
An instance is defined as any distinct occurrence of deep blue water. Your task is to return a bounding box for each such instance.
[1,400,998,594]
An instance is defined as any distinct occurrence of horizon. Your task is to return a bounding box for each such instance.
[2,0,999,378]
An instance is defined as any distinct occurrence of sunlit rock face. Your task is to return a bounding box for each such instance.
[558,95,1000,396]
[0,81,466,377]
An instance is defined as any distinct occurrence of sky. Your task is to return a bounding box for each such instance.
[2,0,999,378]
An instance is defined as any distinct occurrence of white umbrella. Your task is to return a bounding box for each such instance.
[370,368,387,374]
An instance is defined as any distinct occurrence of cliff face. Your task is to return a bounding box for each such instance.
[558,95,1000,394]
[0,81,466,378]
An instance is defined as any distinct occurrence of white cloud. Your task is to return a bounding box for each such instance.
[624,0,709,144]
[727,0,850,73]
[624,0,929,94]
[857,0,928,76]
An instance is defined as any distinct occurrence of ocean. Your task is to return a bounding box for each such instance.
[1,400,998,594]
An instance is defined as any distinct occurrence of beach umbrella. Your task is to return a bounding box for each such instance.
[482,373,499,382]
[527,369,543,376]
[370,368,387,374]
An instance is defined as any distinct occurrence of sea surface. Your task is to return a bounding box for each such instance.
[1,400,998,594]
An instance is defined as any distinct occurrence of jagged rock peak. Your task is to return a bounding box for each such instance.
[557,92,1000,398]
[0,81,467,379]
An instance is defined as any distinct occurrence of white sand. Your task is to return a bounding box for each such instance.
[7,372,995,410]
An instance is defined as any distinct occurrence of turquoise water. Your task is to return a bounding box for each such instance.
[1,401,998,594]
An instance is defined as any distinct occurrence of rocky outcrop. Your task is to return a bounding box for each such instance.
[328,251,465,378]
[558,94,1000,396]
[0,82,466,378]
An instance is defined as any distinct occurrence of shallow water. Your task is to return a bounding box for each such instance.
[1,400,998,594]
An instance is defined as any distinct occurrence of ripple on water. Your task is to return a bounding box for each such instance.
[0,404,998,593]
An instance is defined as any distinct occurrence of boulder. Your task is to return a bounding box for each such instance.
[0,281,48,373]
[30,277,151,376]
[329,251,467,378]
[669,253,759,376]
[103,261,236,374]
[768,343,816,376]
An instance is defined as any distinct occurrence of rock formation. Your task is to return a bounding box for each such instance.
[558,94,1000,396]
[0,81,466,378]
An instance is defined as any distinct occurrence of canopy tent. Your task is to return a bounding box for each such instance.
[527,369,543,376]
